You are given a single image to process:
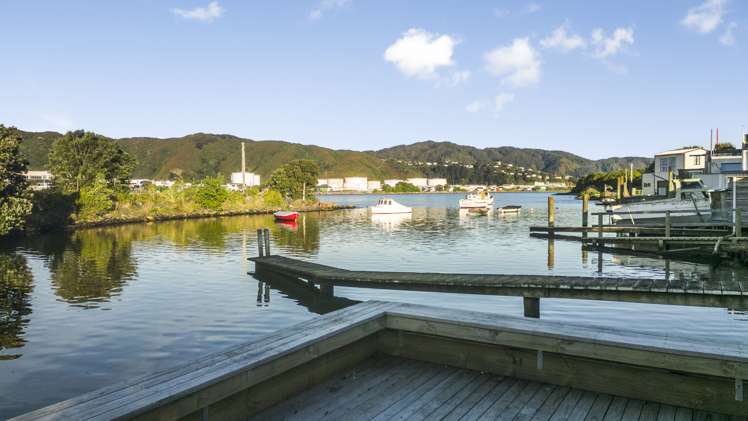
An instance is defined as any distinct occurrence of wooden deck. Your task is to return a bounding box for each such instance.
[254,355,739,421]
[250,255,748,312]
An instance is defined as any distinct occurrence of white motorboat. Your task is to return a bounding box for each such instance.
[497,205,522,214]
[370,198,412,214]
[458,191,494,209]
[611,179,711,224]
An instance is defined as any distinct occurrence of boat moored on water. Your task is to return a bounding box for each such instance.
[273,211,300,222]
[458,191,494,209]
[497,205,522,214]
[610,178,711,225]
[370,198,412,214]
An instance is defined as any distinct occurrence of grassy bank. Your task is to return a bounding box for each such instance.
[28,182,352,232]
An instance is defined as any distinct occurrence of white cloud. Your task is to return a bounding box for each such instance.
[720,22,738,45]
[384,28,458,79]
[445,70,470,87]
[483,38,541,88]
[681,0,726,33]
[466,100,486,113]
[591,27,634,58]
[310,0,351,20]
[540,23,586,51]
[173,1,224,23]
[524,3,542,14]
[494,93,515,111]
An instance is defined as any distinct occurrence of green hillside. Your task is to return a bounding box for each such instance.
[374,141,651,177]
[17,130,650,181]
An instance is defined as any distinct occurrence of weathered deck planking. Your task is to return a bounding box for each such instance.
[13,301,748,420]
[251,255,748,309]
[253,356,735,420]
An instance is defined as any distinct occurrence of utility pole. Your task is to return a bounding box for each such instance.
[241,142,246,193]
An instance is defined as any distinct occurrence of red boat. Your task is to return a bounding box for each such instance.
[273,211,299,222]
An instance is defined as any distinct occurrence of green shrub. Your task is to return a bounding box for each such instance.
[76,175,114,221]
[193,176,229,211]
[262,189,285,208]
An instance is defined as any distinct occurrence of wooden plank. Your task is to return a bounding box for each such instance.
[604,396,629,421]
[370,367,465,421]
[426,374,494,420]
[657,405,677,421]
[451,377,517,420]
[639,401,661,421]
[585,394,613,421]
[480,380,540,420]
[620,400,644,421]
[441,376,506,421]
[548,388,584,420]
[674,407,693,421]
[409,370,482,420]
[565,391,598,420]
[530,386,570,421]
[513,383,556,421]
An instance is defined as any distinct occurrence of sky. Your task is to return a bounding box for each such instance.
[0,0,746,159]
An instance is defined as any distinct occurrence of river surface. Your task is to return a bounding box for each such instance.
[1,192,746,417]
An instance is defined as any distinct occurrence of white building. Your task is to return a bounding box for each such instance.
[367,180,382,191]
[326,178,344,191]
[343,177,368,192]
[230,172,261,187]
[406,178,429,189]
[427,178,448,187]
[24,170,53,190]
[384,179,405,187]
[641,147,706,196]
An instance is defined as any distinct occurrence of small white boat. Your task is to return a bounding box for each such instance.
[611,179,711,224]
[370,198,412,214]
[497,205,521,214]
[459,191,494,209]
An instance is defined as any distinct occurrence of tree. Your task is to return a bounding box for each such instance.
[0,125,33,236]
[193,176,229,211]
[267,160,319,200]
[48,130,136,193]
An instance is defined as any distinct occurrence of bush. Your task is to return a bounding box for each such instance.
[262,189,285,208]
[193,176,229,211]
[26,190,78,231]
[76,175,114,221]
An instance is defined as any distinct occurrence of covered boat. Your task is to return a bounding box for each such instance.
[497,205,522,214]
[370,198,412,214]
[611,179,711,225]
[458,191,494,209]
[273,211,300,221]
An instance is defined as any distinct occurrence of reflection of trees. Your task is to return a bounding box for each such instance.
[0,254,33,355]
[47,230,137,305]
[272,214,320,255]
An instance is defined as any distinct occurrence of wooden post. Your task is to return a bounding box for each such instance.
[736,208,742,237]
[257,229,264,257]
[547,238,554,270]
[665,211,671,238]
[263,228,270,256]
[523,296,540,318]
[598,214,603,241]
[547,196,555,228]
[616,177,622,200]
[320,283,334,296]
[667,168,674,196]
[582,194,589,239]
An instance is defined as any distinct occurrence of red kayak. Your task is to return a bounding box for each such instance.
[273,211,299,222]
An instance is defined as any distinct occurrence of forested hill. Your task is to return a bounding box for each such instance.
[374,141,651,177]
[18,131,650,180]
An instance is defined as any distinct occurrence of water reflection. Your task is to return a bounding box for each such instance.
[370,213,411,232]
[0,254,33,358]
[253,268,358,314]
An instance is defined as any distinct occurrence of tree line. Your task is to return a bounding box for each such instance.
[0,125,319,237]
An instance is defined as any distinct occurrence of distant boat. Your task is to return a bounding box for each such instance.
[459,191,494,209]
[497,205,522,214]
[274,211,299,222]
[370,198,412,214]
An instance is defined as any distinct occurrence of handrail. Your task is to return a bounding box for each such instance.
[591,209,714,216]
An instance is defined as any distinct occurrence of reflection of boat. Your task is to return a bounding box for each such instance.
[274,211,299,221]
[467,208,490,216]
[370,198,412,214]
[371,212,411,231]
[459,191,494,209]
[497,205,521,214]
[611,179,711,224]
[276,220,298,231]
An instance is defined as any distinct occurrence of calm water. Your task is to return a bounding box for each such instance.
[1,192,746,417]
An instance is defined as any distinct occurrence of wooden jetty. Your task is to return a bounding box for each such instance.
[250,254,748,318]
[14,301,748,419]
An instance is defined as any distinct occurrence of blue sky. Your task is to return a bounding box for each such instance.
[1,0,745,159]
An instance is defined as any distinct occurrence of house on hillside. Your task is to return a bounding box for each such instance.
[641,147,706,196]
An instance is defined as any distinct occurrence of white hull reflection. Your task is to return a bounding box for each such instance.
[371,212,411,232]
